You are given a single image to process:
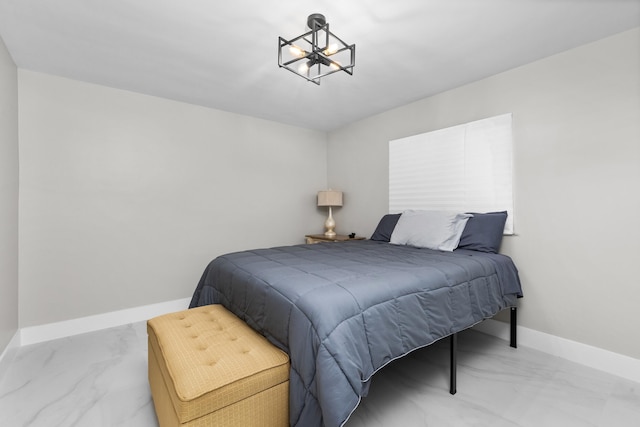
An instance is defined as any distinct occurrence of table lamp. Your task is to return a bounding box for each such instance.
[317,190,343,237]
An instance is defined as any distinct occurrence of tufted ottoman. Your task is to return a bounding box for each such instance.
[147,305,290,427]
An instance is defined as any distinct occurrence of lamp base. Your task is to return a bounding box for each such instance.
[324,206,336,237]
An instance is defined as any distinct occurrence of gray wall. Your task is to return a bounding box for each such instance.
[8,28,640,363]
[18,71,328,327]
[0,36,19,352]
[328,28,640,359]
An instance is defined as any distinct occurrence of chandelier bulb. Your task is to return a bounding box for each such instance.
[289,45,305,57]
[324,44,339,56]
[298,62,310,74]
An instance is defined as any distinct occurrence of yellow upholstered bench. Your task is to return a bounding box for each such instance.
[147,305,290,427]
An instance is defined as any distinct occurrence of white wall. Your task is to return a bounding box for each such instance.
[0,36,19,354]
[18,71,328,327]
[328,28,640,360]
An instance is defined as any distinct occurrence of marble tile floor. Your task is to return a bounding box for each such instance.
[0,322,638,427]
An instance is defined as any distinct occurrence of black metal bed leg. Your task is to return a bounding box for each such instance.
[510,306,517,348]
[449,332,457,395]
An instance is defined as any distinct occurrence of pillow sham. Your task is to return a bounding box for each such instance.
[370,213,402,242]
[390,210,472,251]
[457,211,508,253]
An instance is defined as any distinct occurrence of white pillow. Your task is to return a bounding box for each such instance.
[390,210,472,251]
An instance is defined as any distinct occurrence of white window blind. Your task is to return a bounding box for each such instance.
[389,113,514,234]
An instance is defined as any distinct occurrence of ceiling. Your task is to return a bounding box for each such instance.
[0,0,638,132]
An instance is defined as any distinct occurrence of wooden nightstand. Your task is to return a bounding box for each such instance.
[305,234,366,244]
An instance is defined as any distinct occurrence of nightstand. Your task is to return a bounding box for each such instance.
[305,234,366,244]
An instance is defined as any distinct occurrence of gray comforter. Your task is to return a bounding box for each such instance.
[189,240,522,427]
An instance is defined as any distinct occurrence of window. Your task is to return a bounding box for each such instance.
[389,113,513,234]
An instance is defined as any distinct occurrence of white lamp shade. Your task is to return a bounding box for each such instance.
[317,190,343,207]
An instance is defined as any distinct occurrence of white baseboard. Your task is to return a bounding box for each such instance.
[20,297,191,346]
[473,319,640,384]
[0,330,21,384]
[9,301,640,385]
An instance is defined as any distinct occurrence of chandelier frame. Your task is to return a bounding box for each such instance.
[278,14,356,85]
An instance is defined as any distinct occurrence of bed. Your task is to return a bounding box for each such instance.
[189,211,522,427]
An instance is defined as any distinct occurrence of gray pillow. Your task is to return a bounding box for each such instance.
[390,210,472,251]
[457,211,508,253]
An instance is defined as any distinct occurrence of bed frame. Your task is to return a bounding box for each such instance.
[449,306,517,394]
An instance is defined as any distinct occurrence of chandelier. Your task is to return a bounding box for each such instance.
[278,14,356,85]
